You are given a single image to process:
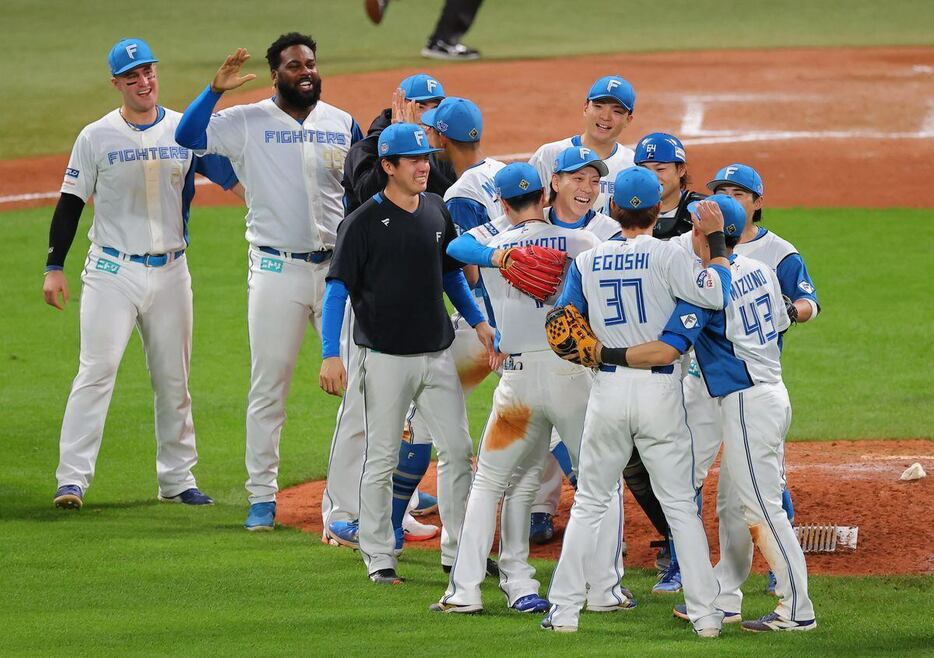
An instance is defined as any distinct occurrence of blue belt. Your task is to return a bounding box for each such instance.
[599,363,674,375]
[259,246,333,263]
[102,247,185,267]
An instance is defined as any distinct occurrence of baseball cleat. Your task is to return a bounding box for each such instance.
[364,0,388,24]
[326,520,359,549]
[402,513,439,541]
[674,604,741,624]
[529,513,554,544]
[511,594,550,614]
[411,491,438,517]
[244,501,276,531]
[540,615,577,633]
[394,526,405,556]
[369,568,404,585]
[741,612,816,633]
[421,39,481,61]
[695,627,721,639]
[652,563,683,593]
[159,487,214,505]
[53,485,83,510]
[587,595,637,612]
[765,570,778,596]
[429,601,482,614]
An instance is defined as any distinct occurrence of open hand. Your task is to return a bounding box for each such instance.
[211,48,257,94]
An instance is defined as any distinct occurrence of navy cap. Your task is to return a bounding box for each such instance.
[553,146,609,176]
[378,123,441,157]
[612,167,662,210]
[687,194,747,237]
[587,75,636,113]
[707,164,764,197]
[634,132,686,165]
[494,163,543,200]
[108,38,159,76]
[420,97,483,142]
[399,73,445,102]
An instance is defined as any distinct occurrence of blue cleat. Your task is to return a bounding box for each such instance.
[53,484,83,510]
[653,562,683,593]
[244,501,276,531]
[674,603,741,624]
[530,513,554,544]
[512,594,550,614]
[159,487,214,505]
[326,520,359,549]
[394,526,405,556]
[411,491,438,516]
[742,612,816,633]
[765,570,777,595]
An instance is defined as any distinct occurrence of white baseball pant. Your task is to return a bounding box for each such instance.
[358,348,473,574]
[547,367,723,633]
[244,248,326,504]
[56,246,198,497]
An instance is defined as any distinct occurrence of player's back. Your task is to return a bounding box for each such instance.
[484,221,599,354]
[693,254,791,396]
[443,158,506,230]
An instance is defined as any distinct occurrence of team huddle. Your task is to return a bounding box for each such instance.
[44,33,821,638]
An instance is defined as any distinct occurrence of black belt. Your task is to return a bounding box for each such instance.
[258,246,333,263]
[599,364,674,375]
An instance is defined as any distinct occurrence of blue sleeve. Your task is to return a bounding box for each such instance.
[194,154,238,190]
[321,279,349,359]
[442,270,484,327]
[446,197,489,233]
[776,253,819,306]
[710,263,732,308]
[555,261,588,317]
[350,119,364,145]
[660,300,711,352]
[175,85,222,150]
[446,233,496,267]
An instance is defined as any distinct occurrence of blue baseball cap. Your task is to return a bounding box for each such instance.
[378,123,441,157]
[399,73,445,102]
[494,163,543,200]
[634,132,686,165]
[707,164,764,197]
[552,146,609,176]
[420,97,483,142]
[687,194,747,238]
[612,167,662,210]
[587,75,636,113]
[108,38,159,76]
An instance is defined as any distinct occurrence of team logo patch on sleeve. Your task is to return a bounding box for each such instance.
[696,270,710,288]
[680,313,698,329]
[65,167,79,178]
[799,281,815,294]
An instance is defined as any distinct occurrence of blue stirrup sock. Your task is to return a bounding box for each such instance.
[551,441,575,480]
[391,441,432,530]
[781,487,795,522]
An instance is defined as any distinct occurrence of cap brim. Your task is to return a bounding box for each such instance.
[383,146,443,157]
[706,178,761,196]
[419,108,438,128]
[112,57,159,76]
[407,95,445,103]
[558,160,610,177]
[586,94,632,112]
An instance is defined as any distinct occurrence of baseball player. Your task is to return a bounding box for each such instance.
[668,164,820,595]
[529,75,636,216]
[46,38,238,510]
[616,194,816,632]
[430,163,633,615]
[366,0,485,61]
[174,34,364,530]
[542,167,733,636]
[319,123,494,584]
[322,73,453,549]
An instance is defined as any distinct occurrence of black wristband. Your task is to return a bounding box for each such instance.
[601,346,629,367]
[706,231,727,260]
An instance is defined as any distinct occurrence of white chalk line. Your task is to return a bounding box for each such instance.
[5,127,934,206]
[859,454,934,461]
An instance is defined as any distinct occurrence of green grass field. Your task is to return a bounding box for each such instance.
[2,207,932,655]
[2,0,934,158]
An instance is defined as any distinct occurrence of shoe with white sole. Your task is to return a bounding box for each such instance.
[411,491,438,516]
[674,604,741,624]
[402,513,439,541]
[742,612,816,633]
[244,501,275,531]
[53,485,83,510]
[159,487,214,505]
[326,520,360,549]
[429,601,482,614]
[511,594,550,614]
[540,614,577,633]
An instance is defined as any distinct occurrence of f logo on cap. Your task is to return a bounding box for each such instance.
[125,43,138,59]
[413,131,424,146]
[725,166,738,177]
[579,147,591,159]
[607,79,620,92]
[426,80,437,93]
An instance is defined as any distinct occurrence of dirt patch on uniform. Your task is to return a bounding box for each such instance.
[4,46,934,210]
[278,439,933,576]
[483,404,532,451]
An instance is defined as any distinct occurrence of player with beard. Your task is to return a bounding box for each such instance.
[176,33,363,531]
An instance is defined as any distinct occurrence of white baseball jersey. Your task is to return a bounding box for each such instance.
[61,109,202,255]
[198,99,358,251]
[543,207,620,241]
[529,136,635,215]
[561,235,730,349]
[443,158,506,232]
[468,221,600,354]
